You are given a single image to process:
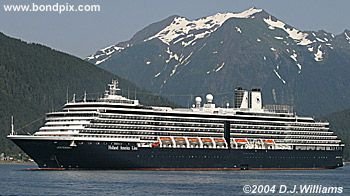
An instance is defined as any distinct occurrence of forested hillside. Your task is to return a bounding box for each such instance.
[321,109,350,161]
[0,32,172,156]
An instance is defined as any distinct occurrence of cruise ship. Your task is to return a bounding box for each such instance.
[8,80,344,170]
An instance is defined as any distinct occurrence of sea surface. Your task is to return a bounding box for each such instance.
[0,163,349,196]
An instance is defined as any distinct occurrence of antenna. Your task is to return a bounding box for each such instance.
[83,91,87,102]
[11,116,14,135]
[108,79,120,96]
[127,87,130,99]
[51,98,54,112]
[72,94,76,103]
[66,87,69,104]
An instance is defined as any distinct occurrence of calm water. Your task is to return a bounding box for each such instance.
[0,163,349,196]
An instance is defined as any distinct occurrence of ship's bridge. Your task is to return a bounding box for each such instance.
[98,79,139,105]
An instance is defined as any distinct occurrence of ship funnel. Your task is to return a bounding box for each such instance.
[234,88,262,110]
[251,89,262,110]
[234,88,249,109]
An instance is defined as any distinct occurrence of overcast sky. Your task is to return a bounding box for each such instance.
[0,0,349,58]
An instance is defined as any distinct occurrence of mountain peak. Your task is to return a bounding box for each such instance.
[144,7,263,46]
[87,7,350,117]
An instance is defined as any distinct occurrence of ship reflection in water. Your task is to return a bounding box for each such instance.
[0,164,349,195]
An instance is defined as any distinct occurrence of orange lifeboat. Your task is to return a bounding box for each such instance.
[214,138,226,143]
[174,137,186,143]
[160,137,172,143]
[235,138,248,143]
[188,138,199,143]
[263,139,275,144]
[201,138,213,143]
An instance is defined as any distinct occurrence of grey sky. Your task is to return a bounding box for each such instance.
[0,0,349,58]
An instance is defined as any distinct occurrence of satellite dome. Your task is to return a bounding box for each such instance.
[206,94,213,103]
[195,97,202,103]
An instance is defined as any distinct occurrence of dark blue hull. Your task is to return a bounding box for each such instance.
[12,139,343,170]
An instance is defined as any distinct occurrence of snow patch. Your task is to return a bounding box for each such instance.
[283,41,290,46]
[170,63,180,77]
[145,8,262,46]
[198,43,207,51]
[87,45,125,65]
[95,56,111,65]
[215,62,225,72]
[274,36,283,40]
[296,63,302,70]
[154,72,161,78]
[165,47,180,63]
[182,52,193,65]
[235,27,242,33]
[273,69,286,84]
[263,16,312,45]
[86,55,94,60]
[316,37,326,42]
[290,53,297,62]
[345,32,350,43]
[165,49,194,76]
[314,45,324,62]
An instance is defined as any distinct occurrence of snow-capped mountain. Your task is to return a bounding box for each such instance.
[86,7,350,115]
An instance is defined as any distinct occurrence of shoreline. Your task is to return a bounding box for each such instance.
[0,160,36,165]
[1,160,348,167]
